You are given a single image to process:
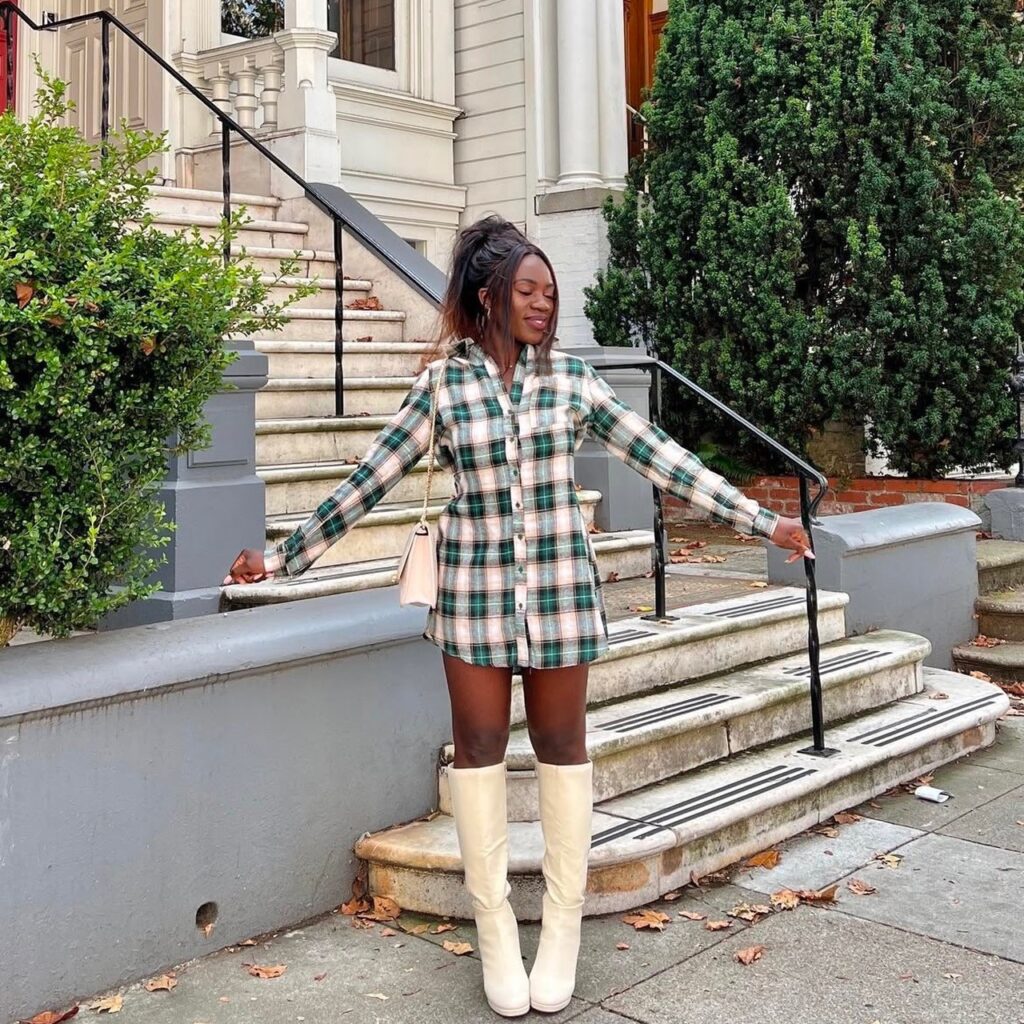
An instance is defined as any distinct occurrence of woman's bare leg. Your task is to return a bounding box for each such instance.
[521,663,589,764]
[443,652,515,767]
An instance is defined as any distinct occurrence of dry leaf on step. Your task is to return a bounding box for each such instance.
[401,922,431,935]
[847,879,877,896]
[442,940,474,956]
[379,928,397,937]
[812,825,840,838]
[143,974,177,993]
[629,605,654,613]
[615,942,630,950]
[969,670,992,681]
[769,889,801,911]
[734,945,765,965]
[607,571,621,582]
[88,996,123,1014]
[728,902,771,922]
[432,923,457,934]
[971,635,1005,648]
[341,896,371,916]
[744,849,780,869]
[21,1009,79,1024]
[704,920,732,931]
[833,811,861,825]
[622,909,671,931]
[677,910,707,921]
[351,917,375,930]
[661,890,683,901]
[244,964,287,980]
[929,691,950,700]
[873,852,904,869]
[360,896,401,922]
[749,581,769,588]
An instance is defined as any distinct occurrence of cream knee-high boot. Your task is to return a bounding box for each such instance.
[529,760,594,1013]
[447,762,531,1018]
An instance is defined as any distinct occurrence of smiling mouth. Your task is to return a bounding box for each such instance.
[526,318,548,330]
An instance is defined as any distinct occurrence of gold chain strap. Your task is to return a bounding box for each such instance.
[419,361,444,526]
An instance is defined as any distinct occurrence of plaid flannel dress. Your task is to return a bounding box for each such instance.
[264,339,780,669]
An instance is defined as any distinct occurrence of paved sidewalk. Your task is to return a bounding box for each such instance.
[46,718,1023,1024]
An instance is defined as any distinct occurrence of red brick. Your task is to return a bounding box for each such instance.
[864,492,907,507]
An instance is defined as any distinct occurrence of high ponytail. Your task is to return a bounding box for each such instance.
[423,215,559,372]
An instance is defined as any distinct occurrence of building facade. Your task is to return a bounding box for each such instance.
[4,0,669,347]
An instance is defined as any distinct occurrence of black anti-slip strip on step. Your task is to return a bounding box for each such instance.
[851,695,1001,747]
[608,628,658,647]
[704,594,806,619]
[597,693,740,733]
[784,648,887,679]
[591,764,816,848]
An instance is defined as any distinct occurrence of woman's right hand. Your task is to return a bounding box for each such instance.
[223,548,269,586]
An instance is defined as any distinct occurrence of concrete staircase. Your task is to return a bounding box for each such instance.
[354,586,1008,920]
[144,184,656,605]
[953,539,1024,680]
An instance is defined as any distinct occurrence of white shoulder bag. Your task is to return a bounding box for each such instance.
[397,362,444,607]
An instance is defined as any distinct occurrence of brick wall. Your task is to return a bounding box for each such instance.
[666,475,1012,522]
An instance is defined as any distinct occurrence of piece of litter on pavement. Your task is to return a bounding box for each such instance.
[914,785,952,803]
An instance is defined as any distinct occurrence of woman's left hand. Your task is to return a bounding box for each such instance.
[769,516,815,564]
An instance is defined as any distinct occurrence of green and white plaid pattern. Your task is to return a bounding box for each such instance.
[264,339,780,669]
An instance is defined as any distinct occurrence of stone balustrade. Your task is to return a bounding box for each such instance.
[191,38,286,133]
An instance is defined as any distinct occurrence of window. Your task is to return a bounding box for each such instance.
[327,1,396,71]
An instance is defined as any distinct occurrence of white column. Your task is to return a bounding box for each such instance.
[271,0,340,192]
[182,0,223,52]
[555,0,602,187]
[596,0,628,189]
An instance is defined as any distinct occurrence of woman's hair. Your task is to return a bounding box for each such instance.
[423,215,559,371]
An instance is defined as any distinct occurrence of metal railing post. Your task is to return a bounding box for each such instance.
[221,119,231,267]
[2,4,12,114]
[642,361,672,622]
[100,13,110,156]
[333,215,345,417]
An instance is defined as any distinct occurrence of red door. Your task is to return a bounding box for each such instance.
[0,1,17,112]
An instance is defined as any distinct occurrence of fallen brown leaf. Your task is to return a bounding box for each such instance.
[1000,681,1024,697]
[728,902,772,922]
[749,581,769,589]
[813,824,840,838]
[770,889,801,910]
[350,917,375,930]
[873,852,904,869]
[929,692,950,700]
[442,940,474,956]
[615,942,630,950]
[21,1009,79,1024]
[88,996,122,1014]
[677,910,707,921]
[244,964,287,980]
[734,944,765,965]
[661,889,683,902]
[379,928,397,937]
[340,896,370,916]
[847,878,877,896]
[971,635,1006,648]
[360,896,401,922]
[833,811,862,825]
[704,920,732,931]
[143,974,177,993]
[629,605,655,613]
[607,571,621,583]
[401,922,431,935]
[622,908,671,931]
[797,884,838,903]
[969,670,993,681]
[432,923,457,935]
[744,849,780,869]
[313,972,327,982]
[346,296,384,311]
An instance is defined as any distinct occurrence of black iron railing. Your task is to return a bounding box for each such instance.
[609,355,836,757]
[0,2,355,414]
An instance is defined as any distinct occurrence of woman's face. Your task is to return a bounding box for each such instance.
[480,254,556,346]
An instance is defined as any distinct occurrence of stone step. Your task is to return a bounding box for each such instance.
[261,458,455,516]
[262,276,373,310]
[148,184,281,219]
[355,668,1006,920]
[247,307,406,344]
[264,491,602,567]
[952,637,1024,682]
[977,539,1024,594]
[256,340,432,378]
[256,376,414,419]
[975,590,1024,641]
[439,630,929,820]
[255,414,426,468]
[147,211,309,249]
[230,244,337,278]
[221,530,656,609]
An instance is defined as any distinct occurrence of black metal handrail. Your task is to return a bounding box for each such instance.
[0,2,368,417]
[605,353,836,757]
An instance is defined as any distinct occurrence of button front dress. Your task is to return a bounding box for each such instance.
[264,339,780,670]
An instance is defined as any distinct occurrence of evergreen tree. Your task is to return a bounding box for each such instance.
[587,1,1024,476]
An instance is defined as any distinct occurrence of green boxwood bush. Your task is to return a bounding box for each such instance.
[0,74,301,645]
[587,0,1024,477]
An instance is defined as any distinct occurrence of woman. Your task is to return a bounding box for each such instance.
[225,216,813,1017]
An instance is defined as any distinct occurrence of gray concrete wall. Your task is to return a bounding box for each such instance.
[766,503,981,669]
[0,590,450,1024]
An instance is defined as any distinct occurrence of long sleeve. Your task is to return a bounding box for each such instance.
[582,363,780,540]
[264,365,438,578]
